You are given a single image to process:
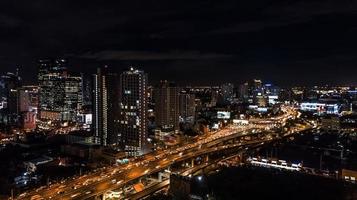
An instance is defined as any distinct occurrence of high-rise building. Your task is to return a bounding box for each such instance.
[179,92,195,123]
[38,59,67,80]
[246,79,263,104]
[238,82,249,102]
[63,74,82,121]
[264,83,280,105]
[210,89,219,107]
[18,86,38,131]
[119,67,148,156]
[18,86,38,113]
[251,79,262,90]
[81,73,92,107]
[0,71,22,126]
[38,59,67,121]
[154,80,179,132]
[38,59,83,122]
[221,83,234,103]
[93,67,119,146]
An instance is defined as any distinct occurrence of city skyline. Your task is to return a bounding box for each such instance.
[0,1,357,86]
[1,1,357,200]
[5,62,357,88]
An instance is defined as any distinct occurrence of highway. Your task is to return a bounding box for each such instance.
[126,144,255,200]
[16,106,302,200]
[128,179,169,200]
[62,139,267,200]
[125,128,311,200]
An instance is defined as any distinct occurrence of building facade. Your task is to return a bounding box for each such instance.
[93,67,119,146]
[0,71,22,126]
[119,67,148,156]
[63,75,82,121]
[221,83,234,104]
[179,92,195,123]
[38,59,83,122]
[18,86,38,131]
[154,80,179,132]
[38,59,67,121]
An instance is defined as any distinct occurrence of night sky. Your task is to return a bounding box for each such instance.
[1,0,357,86]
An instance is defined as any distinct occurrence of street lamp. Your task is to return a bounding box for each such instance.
[197,176,203,181]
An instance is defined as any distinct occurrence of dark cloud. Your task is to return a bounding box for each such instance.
[0,0,355,86]
[79,50,232,61]
[264,0,357,17]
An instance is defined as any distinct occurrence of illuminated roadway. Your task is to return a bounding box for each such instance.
[63,139,278,200]
[17,106,302,200]
[127,142,270,200]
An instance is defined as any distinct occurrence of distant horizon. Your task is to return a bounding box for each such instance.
[9,63,357,88]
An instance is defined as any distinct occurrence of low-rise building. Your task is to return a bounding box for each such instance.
[321,115,340,130]
[61,142,101,161]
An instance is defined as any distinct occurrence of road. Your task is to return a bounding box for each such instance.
[128,179,170,200]
[125,127,312,200]
[16,106,301,200]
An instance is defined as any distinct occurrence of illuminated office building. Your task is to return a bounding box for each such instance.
[38,59,67,121]
[18,86,38,131]
[63,75,82,121]
[0,71,22,126]
[119,67,148,156]
[179,92,195,123]
[93,67,119,146]
[154,80,179,132]
[238,82,249,102]
[221,83,234,103]
[38,59,82,122]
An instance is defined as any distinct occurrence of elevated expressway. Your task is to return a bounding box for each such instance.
[17,106,305,200]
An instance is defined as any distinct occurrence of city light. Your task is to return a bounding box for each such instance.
[0,2,356,199]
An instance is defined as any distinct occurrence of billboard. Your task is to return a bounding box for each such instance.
[85,114,92,125]
[257,107,268,112]
[233,119,249,125]
[212,123,220,129]
[217,111,231,119]
[268,95,279,105]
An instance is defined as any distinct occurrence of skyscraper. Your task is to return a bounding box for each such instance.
[154,80,179,132]
[38,59,83,122]
[93,67,119,146]
[63,74,82,121]
[179,92,195,123]
[247,79,263,104]
[221,83,234,104]
[264,83,280,105]
[18,86,38,131]
[0,71,22,126]
[238,82,249,102]
[38,59,67,121]
[81,73,93,107]
[38,59,67,80]
[119,67,148,156]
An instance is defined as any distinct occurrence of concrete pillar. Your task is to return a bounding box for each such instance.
[158,172,163,182]
[238,152,243,163]
[205,155,209,162]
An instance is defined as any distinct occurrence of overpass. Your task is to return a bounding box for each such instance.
[16,106,303,200]
[58,133,270,200]
[89,126,309,200]
[125,128,310,200]
[81,140,270,200]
